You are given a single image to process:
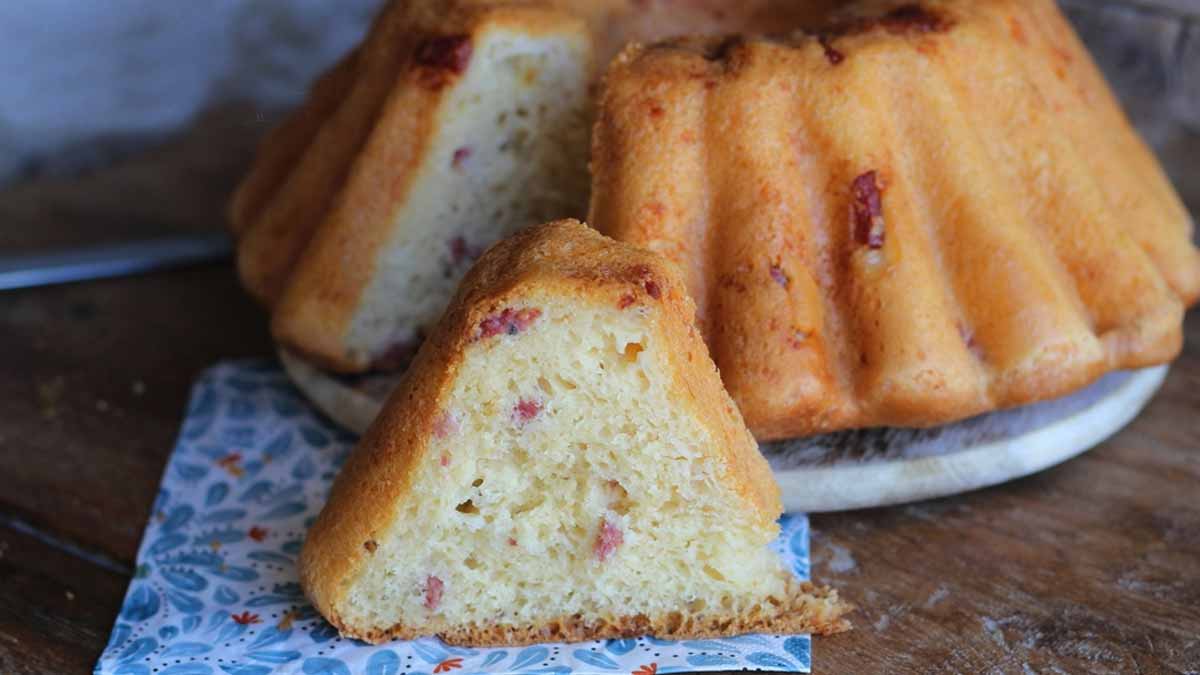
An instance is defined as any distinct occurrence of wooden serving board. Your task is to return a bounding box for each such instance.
[279,349,1168,513]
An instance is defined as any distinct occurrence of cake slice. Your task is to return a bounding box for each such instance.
[266,3,596,371]
[299,220,851,645]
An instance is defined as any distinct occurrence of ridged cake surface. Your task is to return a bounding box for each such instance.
[299,220,851,644]
[590,0,1200,440]
[230,0,833,373]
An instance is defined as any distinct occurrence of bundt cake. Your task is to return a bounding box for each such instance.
[299,220,852,645]
[590,0,1200,440]
[230,0,834,373]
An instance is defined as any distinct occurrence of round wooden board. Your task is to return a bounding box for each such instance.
[280,349,1168,513]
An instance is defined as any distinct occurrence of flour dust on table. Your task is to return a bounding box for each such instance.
[95,361,818,674]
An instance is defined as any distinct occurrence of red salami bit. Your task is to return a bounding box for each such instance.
[817,35,844,64]
[958,323,985,360]
[769,264,790,288]
[478,307,541,339]
[851,171,885,250]
[424,575,444,610]
[415,35,472,73]
[363,540,378,553]
[433,412,459,439]
[594,518,624,562]
[618,294,636,309]
[451,146,472,170]
[513,398,542,425]
[644,280,661,299]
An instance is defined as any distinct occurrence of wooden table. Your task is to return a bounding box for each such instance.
[3,117,1200,675]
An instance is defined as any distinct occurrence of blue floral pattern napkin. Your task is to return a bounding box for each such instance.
[96,361,814,675]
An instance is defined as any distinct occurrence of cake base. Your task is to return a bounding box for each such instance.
[279,348,1167,512]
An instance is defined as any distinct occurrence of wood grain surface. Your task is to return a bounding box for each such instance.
[2,265,1198,674]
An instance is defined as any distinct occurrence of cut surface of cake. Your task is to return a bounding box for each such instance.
[589,0,1200,440]
[299,220,851,645]
[230,0,835,373]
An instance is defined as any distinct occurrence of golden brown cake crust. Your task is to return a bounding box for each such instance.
[232,0,838,372]
[299,220,850,645]
[589,0,1200,440]
[335,581,850,646]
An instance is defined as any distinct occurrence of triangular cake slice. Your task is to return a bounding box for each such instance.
[300,220,851,645]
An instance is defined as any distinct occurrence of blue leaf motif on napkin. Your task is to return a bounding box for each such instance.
[201,508,247,524]
[192,528,244,547]
[247,650,302,664]
[162,568,208,592]
[166,589,204,614]
[227,397,256,420]
[162,505,195,532]
[746,652,795,670]
[213,585,239,606]
[572,650,620,670]
[223,426,256,451]
[782,637,811,666]
[239,480,274,503]
[174,462,209,482]
[308,620,339,644]
[120,585,160,622]
[248,626,292,650]
[220,663,273,675]
[264,483,303,505]
[205,482,230,507]
[479,651,508,668]
[292,456,316,480]
[302,656,351,675]
[685,654,738,667]
[366,650,401,675]
[245,594,292,607]
[510,646,549,671]
[247,551,292,565]
[158,625,179,642]
[181,614,202,634]
[300,426,331,448]
[209,565,258,582]
[117,637,158,663]
[159,664,214,675]
[410,638,449,663]
[114,665,152,675]
[721,635,775,649]
[107,622,133,651]
[262,430,295,457]
[272,394,302,417]
[148,533,188,556]
[604,638,636,655]
[161,642,213,658]
[214,619,248,643]
[259,500,306,521]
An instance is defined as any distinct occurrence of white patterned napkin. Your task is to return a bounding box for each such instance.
[96,361,815,675]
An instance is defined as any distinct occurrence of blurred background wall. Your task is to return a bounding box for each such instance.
[0,0,1195,222]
